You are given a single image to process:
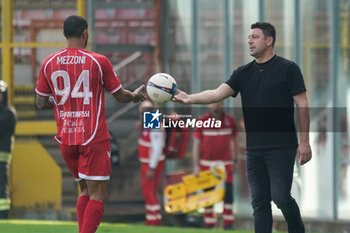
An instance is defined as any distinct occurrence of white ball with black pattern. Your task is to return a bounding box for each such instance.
[146,73,177,104]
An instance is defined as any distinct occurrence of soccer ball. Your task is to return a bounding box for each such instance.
[146,73,177,104]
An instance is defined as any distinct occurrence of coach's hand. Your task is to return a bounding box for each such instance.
[297,142,312,165]
[172,89,191,104]
[132,85,146,103]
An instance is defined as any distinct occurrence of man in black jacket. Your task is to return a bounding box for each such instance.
[0,80,16,219]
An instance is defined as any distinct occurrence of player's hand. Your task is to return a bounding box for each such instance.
[146,168,155,180]
[132,85,146,103]
[297,142,312,165]
[172,89,191,104]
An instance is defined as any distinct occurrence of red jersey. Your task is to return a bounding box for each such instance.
[35,48,122,145]
[194,113,238,162]
[138,129,165,165]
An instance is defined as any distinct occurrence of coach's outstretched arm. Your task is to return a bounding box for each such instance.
[113,85,146,103]
[172,83,234,105]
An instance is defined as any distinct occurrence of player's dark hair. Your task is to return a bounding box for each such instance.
[251,22,276,47]
[63,15,88,39]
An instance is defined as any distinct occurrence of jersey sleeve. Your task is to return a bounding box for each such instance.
[35,62,52,96]
[225,66,243,97]
[101,57,122,94]
[286,62,306,96]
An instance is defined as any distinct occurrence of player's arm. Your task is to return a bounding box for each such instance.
[35,63,53,109]
[192,138,201,174]
[293,91,312,165]
[113,85,146,103]
[172,83,235,105]
[36,94,54,109]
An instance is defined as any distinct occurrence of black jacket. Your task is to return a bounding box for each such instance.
[0,106,16,152]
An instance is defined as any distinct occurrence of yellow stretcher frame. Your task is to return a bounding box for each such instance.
[164,166,226,214]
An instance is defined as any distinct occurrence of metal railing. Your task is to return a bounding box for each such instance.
[106,51,152,124]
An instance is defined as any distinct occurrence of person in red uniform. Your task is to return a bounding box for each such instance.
[193,102,239,230]
[138,101,165,225]
[35,15,145,233]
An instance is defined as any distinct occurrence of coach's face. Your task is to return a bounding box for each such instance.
[248,28,272,58]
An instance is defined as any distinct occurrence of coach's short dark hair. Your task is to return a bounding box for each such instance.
[63,15,88,39]
[251,22,276,47]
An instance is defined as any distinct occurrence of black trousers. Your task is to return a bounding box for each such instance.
[0,162,10,219]
[246,147,304,233]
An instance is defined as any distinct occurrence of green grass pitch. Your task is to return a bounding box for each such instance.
[0,219,324,233]
[0,219,281,233]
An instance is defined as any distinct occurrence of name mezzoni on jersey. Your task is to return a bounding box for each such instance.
[57,56,86,65]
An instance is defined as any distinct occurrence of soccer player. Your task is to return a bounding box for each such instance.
[193,102,239,229]
[173,22,312,233]
[35,15,145,233]
[138,101,165,225]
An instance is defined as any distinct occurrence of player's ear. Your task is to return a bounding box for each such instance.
[82,29,88,39]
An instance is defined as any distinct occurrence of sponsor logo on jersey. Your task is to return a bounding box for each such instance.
[59,111,90,118]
